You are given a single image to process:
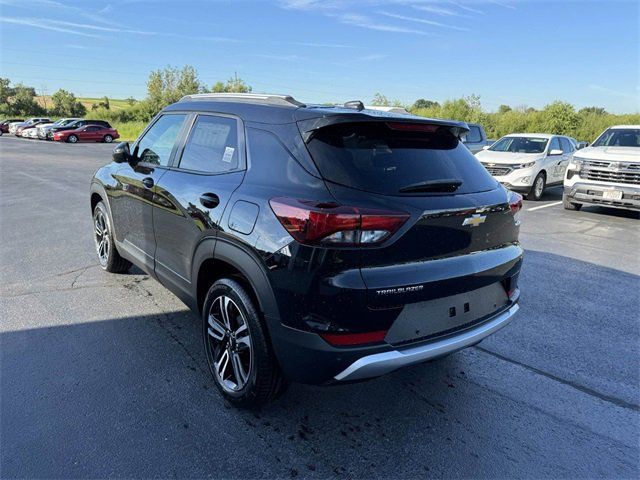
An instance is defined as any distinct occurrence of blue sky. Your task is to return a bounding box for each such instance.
[1,0,638,112]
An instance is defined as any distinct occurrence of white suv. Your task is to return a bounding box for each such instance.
[563,125,640,212]
[475,133,575,200]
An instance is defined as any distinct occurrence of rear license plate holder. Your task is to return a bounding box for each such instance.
[384,283,509,346]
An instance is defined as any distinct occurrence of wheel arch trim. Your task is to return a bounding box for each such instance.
[191,236,281,324]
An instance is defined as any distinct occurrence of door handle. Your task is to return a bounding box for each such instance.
[200,193,220,209]
[142,177,154,189]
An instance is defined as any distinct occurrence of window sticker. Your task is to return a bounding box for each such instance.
[222,146,235,163]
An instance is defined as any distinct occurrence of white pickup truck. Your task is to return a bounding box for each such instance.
[563,125,640,212]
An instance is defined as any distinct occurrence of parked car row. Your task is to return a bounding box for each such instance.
[474,126,639,211]
[0,117,119,143]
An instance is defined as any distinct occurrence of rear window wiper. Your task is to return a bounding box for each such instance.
[398,179,463,194]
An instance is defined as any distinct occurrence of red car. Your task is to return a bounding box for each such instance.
[53,125,119,143]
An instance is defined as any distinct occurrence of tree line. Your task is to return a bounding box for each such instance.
[2,66,637,142]
[372,93,639,142]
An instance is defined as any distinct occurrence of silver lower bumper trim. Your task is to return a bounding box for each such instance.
[334,304,519,382]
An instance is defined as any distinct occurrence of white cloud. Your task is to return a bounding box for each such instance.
[358,53,389,61]
[0,17,103,37]
[254,53,305,61]
[378,11,469,31]
[287,41,357,49]
[337,13,431,35]
[412,4,469,17]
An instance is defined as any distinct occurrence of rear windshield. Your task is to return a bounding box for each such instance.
[305,122,497,196]
[592,128,640,147]
[489,136,548,153]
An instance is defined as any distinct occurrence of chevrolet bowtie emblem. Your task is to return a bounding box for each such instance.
[462,214,487,227]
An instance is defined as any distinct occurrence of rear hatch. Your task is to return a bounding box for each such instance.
[299,117,522,312]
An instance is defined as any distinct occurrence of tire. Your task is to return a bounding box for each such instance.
[203,278,287,408]
[103,134,113,143]
[526,172,546,201]
[93,201,131,273]
[563,194,582,211]
[67,134,78,143]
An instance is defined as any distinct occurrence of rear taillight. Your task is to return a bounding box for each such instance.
[320,330,387,346]
[508,191,523,225]
[269,197,409,247]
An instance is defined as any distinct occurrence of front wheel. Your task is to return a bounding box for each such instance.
[67,134,78,143]
[103,134,113,143]
[203,278,287,408]
[93,201,131,273]
[526,172,546,201]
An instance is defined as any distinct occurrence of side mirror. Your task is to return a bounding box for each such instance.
[112,142,131,163]
[549,149,563,156]
[482,145,491,150]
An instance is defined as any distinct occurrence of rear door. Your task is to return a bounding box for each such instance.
[153,113,246,297]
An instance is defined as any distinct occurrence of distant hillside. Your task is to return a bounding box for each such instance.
[35,96,135,112]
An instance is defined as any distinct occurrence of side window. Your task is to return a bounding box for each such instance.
[548,137,560,153]
[178,115,240,173]
[465,126,483,143]
[560,137,574,153]
[136,114,187,166]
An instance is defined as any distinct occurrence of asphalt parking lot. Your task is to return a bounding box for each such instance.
[1,135,638,479]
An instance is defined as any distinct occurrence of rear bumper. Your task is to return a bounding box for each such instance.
[334,303,518,381]
[269,291,520,385]
[564,183,640,211]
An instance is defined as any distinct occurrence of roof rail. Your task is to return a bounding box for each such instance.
[179,93,306,108]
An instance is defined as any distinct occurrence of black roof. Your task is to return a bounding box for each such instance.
[163,94,468,132]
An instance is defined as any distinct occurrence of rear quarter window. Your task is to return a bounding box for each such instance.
[305,122,497,196]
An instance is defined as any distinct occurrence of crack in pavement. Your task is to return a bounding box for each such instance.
[475,345,640,412]
[70,265,94,288]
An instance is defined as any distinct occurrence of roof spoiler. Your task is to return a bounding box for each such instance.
[297,114,469,142]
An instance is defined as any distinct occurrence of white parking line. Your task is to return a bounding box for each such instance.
[528,201,562,212]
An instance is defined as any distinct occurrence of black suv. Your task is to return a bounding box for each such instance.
[49,119,111,139]
[90,93,523,406]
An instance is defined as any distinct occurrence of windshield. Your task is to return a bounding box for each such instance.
[305,122,497,196]
[489,136,548,153]
[592,128,640,148]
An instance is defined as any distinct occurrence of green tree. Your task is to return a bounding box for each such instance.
[51,89,86,117]
[412,99,439,110]
[11,83,44,115]
[538,101,581,135]
[498,104,512,114]
[145,65,205,118]
[0,77,14,107]
[439,94,485,124]
[211,74,252,94]
[578,106,607,116]
[371,92,390,106]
